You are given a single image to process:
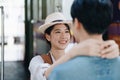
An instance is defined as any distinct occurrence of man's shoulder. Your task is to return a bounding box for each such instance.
[49,56,120,80]
[66,56,120,68]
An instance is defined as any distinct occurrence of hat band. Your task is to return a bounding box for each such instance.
[52,20,63,22]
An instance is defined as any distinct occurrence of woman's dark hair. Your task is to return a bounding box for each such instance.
[44,24,71,47]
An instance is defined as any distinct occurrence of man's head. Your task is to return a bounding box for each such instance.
[71,0,113,42]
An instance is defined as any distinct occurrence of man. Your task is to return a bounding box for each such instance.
[48,0,120,80]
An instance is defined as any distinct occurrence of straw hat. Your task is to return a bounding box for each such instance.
[39,12,72,34]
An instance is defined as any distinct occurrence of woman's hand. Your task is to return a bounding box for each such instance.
[100,40,120,59]
[68,39,120,59]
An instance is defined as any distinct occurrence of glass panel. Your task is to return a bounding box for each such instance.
[0,0,25,61]
[0,0,28,80]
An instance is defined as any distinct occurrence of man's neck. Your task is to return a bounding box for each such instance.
[79,34,103,42]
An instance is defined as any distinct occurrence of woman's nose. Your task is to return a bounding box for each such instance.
[61,32,68,38]
[61,32,66,36]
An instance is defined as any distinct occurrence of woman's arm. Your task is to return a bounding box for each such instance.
[68,39,120,59]
[29,56,50,80]
[45,39,120,78]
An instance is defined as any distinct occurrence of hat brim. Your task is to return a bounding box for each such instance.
[39,21,72,34]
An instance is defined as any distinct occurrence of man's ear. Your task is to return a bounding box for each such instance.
[74,18,81,30]
[45,33,50,41]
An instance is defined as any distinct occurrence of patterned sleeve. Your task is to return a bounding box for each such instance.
[29,55,51,80]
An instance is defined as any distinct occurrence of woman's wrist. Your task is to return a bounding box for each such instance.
[67,44,85,59]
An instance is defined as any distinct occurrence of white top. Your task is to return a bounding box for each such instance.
[29,54,55,80]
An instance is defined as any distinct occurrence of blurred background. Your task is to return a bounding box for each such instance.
[0,0,120,80]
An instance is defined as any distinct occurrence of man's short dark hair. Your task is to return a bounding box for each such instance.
[71,0,113,34]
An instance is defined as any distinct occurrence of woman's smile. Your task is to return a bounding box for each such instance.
[58,39,68,44]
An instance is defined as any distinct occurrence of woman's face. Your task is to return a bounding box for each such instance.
[46,24,71,50]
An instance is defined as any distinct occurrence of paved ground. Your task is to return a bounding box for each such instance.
[0,61,30,80]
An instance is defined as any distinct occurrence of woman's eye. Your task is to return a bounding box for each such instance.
[55,31,60,33]
[65,30,70,33]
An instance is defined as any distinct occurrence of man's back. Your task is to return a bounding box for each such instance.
[49,56,120,80]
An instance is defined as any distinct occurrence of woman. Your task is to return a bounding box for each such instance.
[29,12,119,80]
